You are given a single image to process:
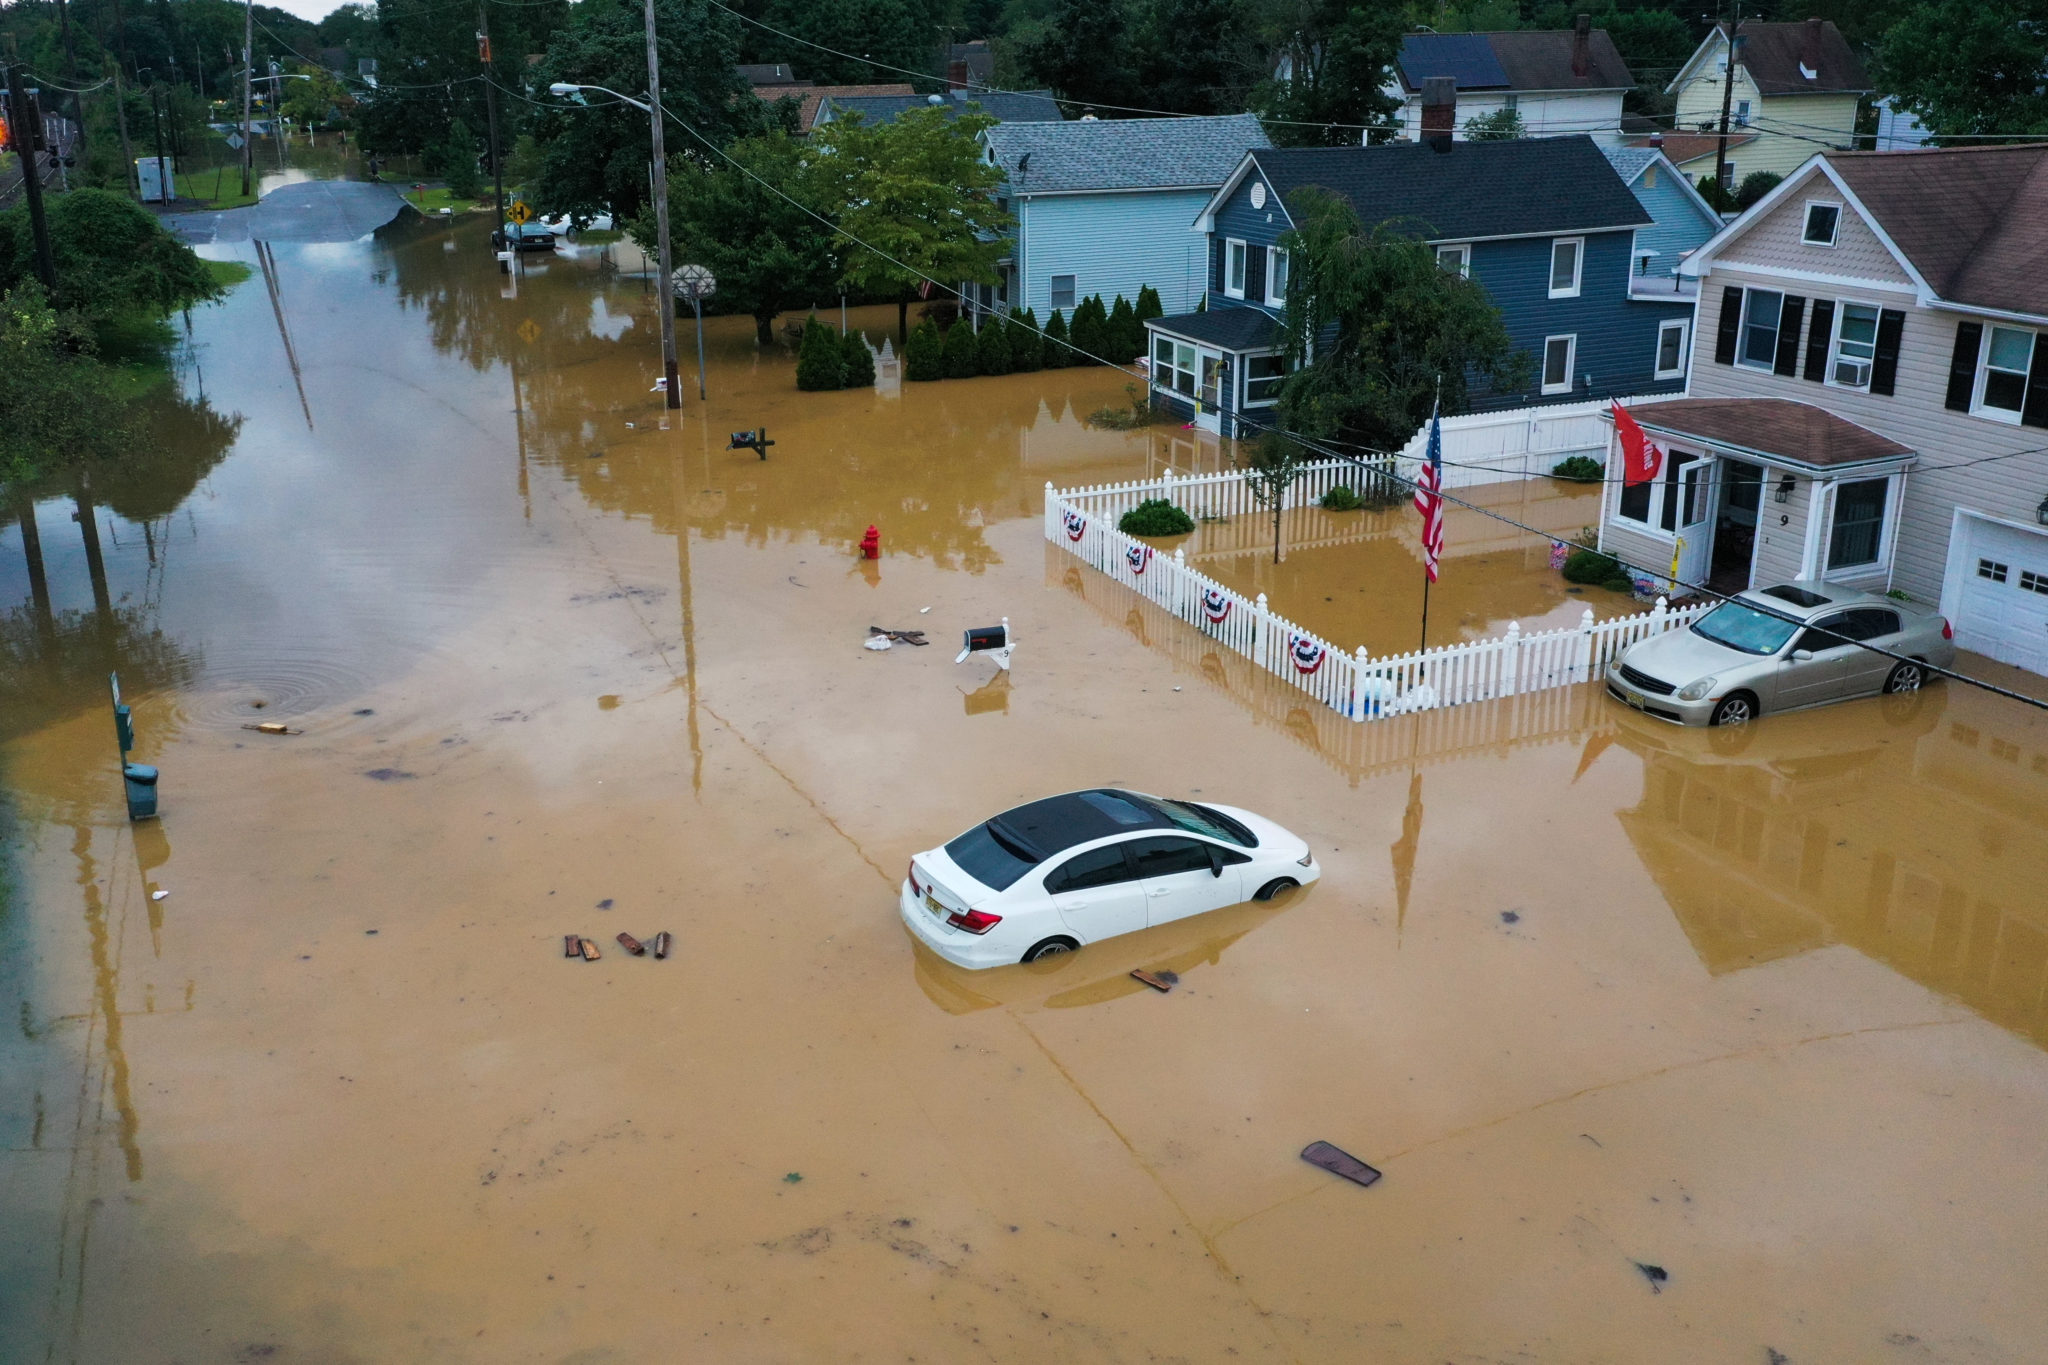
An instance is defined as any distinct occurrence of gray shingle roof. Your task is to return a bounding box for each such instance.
[984,113,1273,195]
[820,89,1061,128]
[1252,135,1649,241]
[1147,306,1282,352]
[1599,145,1658,184]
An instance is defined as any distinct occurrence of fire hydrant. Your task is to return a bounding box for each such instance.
[860,524,881,560]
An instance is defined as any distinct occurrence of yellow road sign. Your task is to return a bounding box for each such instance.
[516,319,541,345]
[508,200,533,225]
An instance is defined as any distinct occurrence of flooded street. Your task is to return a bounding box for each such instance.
[5,212,2048,1364]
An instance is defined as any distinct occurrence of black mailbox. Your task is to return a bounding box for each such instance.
[963,624,1007,653]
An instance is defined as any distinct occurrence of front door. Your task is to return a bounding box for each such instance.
[1674,458,1714,590]
[1194,351,1225,434]
[1710,460,1763,593]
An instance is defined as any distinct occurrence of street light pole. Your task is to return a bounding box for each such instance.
[642,0,681,409]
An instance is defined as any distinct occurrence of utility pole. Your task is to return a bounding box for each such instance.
[3,42,59,291]
[477,2,504,216]
[643,0,680,408]
[239,0,254,197]
[148,84,166,198]
[1713,11,1742,207]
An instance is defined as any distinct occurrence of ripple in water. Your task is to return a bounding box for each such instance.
[175,648,379,729]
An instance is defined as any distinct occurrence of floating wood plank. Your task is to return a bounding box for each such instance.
[1301,1141,1381,1188]
[1130,969,1174,993]
[651,931,672,960]
[616,932,645,956]
[563,934,581,958]
[579,938,601,961]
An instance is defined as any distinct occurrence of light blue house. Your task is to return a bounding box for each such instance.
[1599,144,1722,293]
[971,114,1271,338]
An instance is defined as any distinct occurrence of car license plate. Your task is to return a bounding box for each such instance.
[924,893,947,921]
[1622,689,1645,710]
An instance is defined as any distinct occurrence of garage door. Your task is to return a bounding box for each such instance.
[1957,518,2048,675]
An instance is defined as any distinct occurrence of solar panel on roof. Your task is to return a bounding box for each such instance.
[1400,34,1510,90]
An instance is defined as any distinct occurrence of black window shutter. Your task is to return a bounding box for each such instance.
[1715,285,1743,365]
[2023,335,2048,428]
[1803,299,1835,381]
[1247,245,1266,303]
[1210,238,1224,294]
[1943,320,1982,411]
[1773,295,1806,376]
[1870,309,1906,396]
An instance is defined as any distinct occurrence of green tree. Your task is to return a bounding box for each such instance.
[1068,294,1107,363]
[976,316,1013,374]
[281,63,350,128]
[1462,107,1523,140]
[0,189,219,327]
[1106,294,1142,363]
[1134,284,1163,327]
[1133,0,1262,115]
[1878,0,2048,137]
[1041,307,1072,367]
[1696,173,1734,214]
[431,119,483,199]
[903,318,944,380]
[529,0,761,226]
[1021,0,1137,113]
[796,316,845,389]
[1255,0,1404,147]
[841,327,876,386]
[808,106,1012,342]
[0,287,133,488]
[1735,170,1782,211]
[648,132,839,346]
[754,0,940,84]
[1240,431,1311,564]
[1273,186,1522,450]
[1008,307,1043,371]
[942,320,980,377]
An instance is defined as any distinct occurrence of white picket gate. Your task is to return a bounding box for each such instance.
[1047,474,1705,724]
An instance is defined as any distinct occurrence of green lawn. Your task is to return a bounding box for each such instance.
[403,186,494,216]
[206,260,255,289]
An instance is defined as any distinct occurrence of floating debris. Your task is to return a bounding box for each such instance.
[651,931,672,959]
[564,934,581,959]
[1130,969,1175,993]
[242,722,300,736]
[1301,1141,1382,1188]
[1634,1262,1668,1292]
[616,932,646,956]
[578,938,601,961]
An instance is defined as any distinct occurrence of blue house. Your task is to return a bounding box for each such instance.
[1145,135,1695,435]
[1599,144,1722,290]
[973,114,1271,338]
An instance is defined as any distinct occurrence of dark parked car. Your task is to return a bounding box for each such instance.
[491,221,556,252]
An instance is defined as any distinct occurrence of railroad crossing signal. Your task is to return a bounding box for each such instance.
[507,200,533,225]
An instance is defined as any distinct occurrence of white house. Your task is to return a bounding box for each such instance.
[1383,19,1634,146]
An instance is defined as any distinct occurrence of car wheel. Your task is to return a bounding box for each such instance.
[1883,660,1925,694]
[1021,936,1078,964]
[1253,878,1300,902]
[1708,692,1757,727]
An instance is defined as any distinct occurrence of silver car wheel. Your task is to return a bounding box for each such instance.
[1884,661,1924,694]
[1709,694,1754,726]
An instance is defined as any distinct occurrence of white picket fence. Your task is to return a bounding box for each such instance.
[1046,473,1706,724]
[1393,398,1615,489]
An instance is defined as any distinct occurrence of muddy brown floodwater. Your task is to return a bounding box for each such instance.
[4,213,2048,1364]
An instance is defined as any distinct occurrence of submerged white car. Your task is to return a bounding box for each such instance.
[900,788,1319,969]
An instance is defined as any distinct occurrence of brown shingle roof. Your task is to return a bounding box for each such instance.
[753,83,916,132]
[1637,130,1757,168]
[1718,19,1869,95]
[1825,145,2048,318]
[1626,398,1912,470]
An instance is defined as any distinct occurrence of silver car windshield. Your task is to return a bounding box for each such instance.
[1691,602,1801,655]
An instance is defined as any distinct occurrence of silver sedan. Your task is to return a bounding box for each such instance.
[1606,580,1956,726]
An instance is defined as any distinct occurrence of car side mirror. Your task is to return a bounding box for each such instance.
[1790,648,1814,661]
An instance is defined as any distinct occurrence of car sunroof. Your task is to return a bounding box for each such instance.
[1077,790,1153,825]
[1759,585,1831,608]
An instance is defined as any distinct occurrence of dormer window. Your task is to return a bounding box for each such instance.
[1802,202,1841,246]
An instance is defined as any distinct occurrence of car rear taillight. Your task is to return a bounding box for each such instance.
[1940,617,1953,640]
[946,908,1002,935]
[907,861,922,896]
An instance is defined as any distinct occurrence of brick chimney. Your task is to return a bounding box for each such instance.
[1421,76,1457,142]
[947,58,969,90]
[1798,17,1823,80]
[1649,131,1664,149]
[1572,14,1591,79]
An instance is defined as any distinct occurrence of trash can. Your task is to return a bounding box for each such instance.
[122,763,160,821]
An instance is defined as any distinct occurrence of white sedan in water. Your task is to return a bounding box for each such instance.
[900,789,1319,969]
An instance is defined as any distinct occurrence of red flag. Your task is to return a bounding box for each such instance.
[1612,402,1664,487]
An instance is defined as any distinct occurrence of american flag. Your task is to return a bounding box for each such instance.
[1414,403,1445,583]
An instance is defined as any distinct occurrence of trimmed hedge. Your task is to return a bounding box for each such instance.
[1118,498,1195,536]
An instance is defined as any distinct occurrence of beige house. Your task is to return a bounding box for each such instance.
[1597,145,2048,677]
[1665,19,1869,185]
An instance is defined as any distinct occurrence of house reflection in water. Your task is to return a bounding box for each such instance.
[1611,688,2048,1050]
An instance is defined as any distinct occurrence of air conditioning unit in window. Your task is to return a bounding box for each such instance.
[1833,358,1872,388]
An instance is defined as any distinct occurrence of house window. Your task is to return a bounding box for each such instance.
[1504,93,1519,111]
[1548,238,1582,298]
[1643,164,1658,189]
[1267,247,1289,305]
[1735,98,1751,126]
[1826,477,1890,571]
[1802,201,1841,246]
[1436,243,1470,277]
[1829,302,1879,389]
[1655,320,1688,379]
[1977,558,2009,583]
[1976,325,2037,421]
[1244,353,1286,405]
[1739,288,1784,369]
[1225,239,1248,298]
[1152,335,1200,397]
[1541,335,1576,395]
[1050,274,1075,310]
